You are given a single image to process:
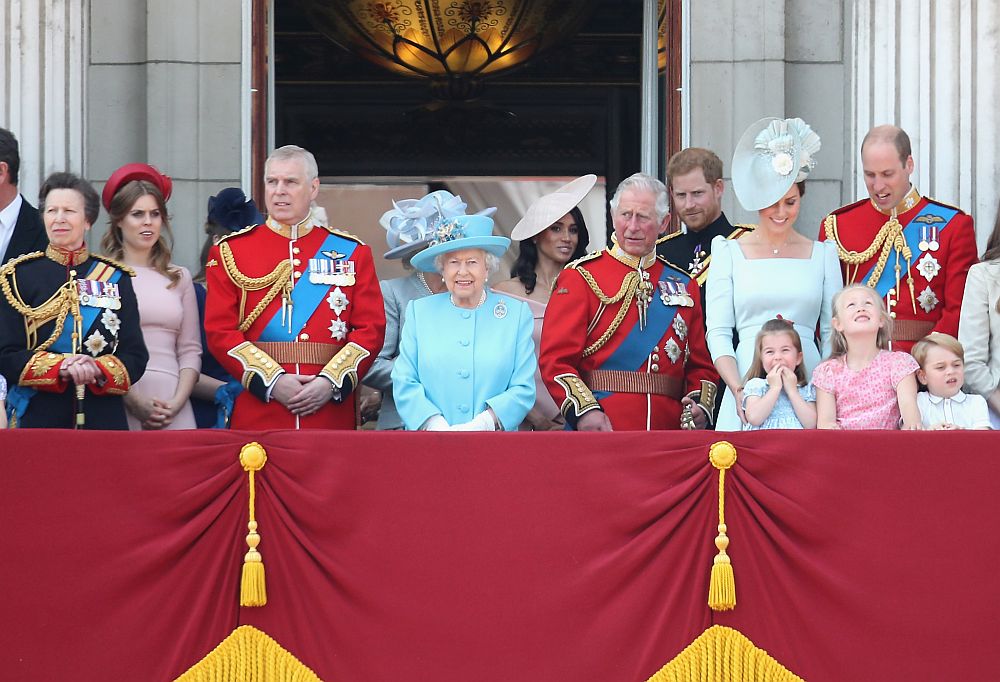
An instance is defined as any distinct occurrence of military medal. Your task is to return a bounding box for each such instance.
[76,280,121,310]
[310,258,357,286]
[918,226,929,252]
[664,338,681,364]
[328,319,348,340]
[917,286,939,313]
[916,253,941,282]
[326,287,349,316]
[672,315,688,341]
[493,300,507,319]
[928,226,939,251]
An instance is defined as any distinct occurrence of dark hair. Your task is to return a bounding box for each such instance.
[101,180,180,287]
[39,172,100,225]
[511,205,590,295]
[743,318,808,386]
[667,147,723,186]
[0,128,20,185]
[194,219,235,283]
[796,180,807,198]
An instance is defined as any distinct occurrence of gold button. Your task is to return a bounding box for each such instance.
[292,258,301,266]
[292,247,301,255]
[300,333,310,341]
[651,353,660,361]
[293,271,302,279]
[651,364,660,372]
[653,346,660,353]
[265,362,273,368]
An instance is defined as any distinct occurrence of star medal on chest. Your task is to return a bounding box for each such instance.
[328,319,348,340]
[688,243,707,276]
[101,308,121,335]
[326,287,349,316]
[664,337,681,364]
[84,330,108,356]
[917,286,939,313]
[672,314,688,341]
[76,279,121,310]
[916,253,941,282]
[310,255,356,287]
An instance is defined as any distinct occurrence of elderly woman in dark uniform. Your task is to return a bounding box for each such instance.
[0,172,147,428]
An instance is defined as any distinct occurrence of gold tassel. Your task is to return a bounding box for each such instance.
[239,442,268,607]
[708,441,737,611]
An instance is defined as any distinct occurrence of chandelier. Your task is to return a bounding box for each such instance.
[295,0,598,99]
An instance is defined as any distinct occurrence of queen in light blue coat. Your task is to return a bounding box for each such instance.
[392,214,536,431]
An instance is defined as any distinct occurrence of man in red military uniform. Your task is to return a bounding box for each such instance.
[821,125,977,352]
[539,172,718,431]
[205,145,385,429]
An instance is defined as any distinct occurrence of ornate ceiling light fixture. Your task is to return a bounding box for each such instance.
[294,0,598,100]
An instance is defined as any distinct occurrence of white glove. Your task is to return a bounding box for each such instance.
[421,414,449,431]
[449,410,497,432]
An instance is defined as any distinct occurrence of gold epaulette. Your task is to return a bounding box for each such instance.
[925,196,967,214]
[564,251,602,270]
[657,257,694,280]
[325,226,366,244]
[656,229,684,244]
[0,250,44,276]
[90,253,135,277]
[216,224,258,244]
[828,198,868,217]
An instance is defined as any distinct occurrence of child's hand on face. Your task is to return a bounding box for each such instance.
[779,366,798,394]
[766,363,783,389]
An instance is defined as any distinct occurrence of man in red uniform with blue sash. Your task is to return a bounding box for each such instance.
[205,145,385,429]
[539,173,718,431]
[822,125,977,352]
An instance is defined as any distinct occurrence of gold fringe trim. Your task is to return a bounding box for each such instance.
[240,442,268,607]
[645,625,804,682]
[174,625,322,682]
[708,441,737,611]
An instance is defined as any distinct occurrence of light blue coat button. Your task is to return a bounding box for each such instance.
[459,369,470,378]
[459,339,470,346]
[459,404,470,413]
[461,311,471,319]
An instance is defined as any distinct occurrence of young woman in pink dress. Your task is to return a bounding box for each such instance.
[101,164,201,430]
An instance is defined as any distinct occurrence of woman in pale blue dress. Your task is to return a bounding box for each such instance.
[706,117,843,431]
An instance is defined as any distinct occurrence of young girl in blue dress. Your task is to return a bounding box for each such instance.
[742,318,817,429]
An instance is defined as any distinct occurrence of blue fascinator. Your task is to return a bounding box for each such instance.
[207,188,264,232]
[380,189,496,260]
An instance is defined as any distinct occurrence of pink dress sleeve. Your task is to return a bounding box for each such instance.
[888,351,919,387]
[174,267,203,374]
[810,359,837,393]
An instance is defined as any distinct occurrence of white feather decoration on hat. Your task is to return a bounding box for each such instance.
[752,117,821,183]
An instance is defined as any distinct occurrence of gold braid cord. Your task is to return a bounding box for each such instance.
[0,261,79,351]
[174,625,321,682]
[645,625,803,682]
[219,242,293,332]
[575,267,640,357]
[824,213,912,287]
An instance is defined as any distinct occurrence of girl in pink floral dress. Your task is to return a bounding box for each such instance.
[813,284,921,429]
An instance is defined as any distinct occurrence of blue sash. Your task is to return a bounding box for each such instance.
[594,267,683,400]
[51,263,124,353]
[258,232,358,342]
[5,261,123,425]
[862,202,959,297]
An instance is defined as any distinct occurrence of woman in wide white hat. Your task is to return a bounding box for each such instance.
[705,117,843,430]
[392,214,536,431]
[494,174,595,429]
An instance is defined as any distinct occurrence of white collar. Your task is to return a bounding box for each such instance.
[925,390,968,405]
[0,193,23,232]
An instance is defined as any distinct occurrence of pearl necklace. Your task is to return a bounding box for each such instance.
[417,271,434,295]
[450,289,487,309]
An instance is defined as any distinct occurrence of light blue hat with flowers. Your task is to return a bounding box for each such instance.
[731,117,821,211]
[409,214,511,273]
[380,189,496,260]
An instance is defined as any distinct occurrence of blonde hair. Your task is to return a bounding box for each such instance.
[911,332,965,367]
[743,318,808,386]
[828,284,893,358]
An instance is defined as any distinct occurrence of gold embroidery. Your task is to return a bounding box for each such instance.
[219,242,294,332]
[319,341,370,390]
[96,355,130,394]
[227,341,284,388]
[554,373,600,417]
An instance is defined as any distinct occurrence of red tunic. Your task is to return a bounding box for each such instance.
[205,221,385,430]
[821,192,977,352]
[539,247,718,431]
